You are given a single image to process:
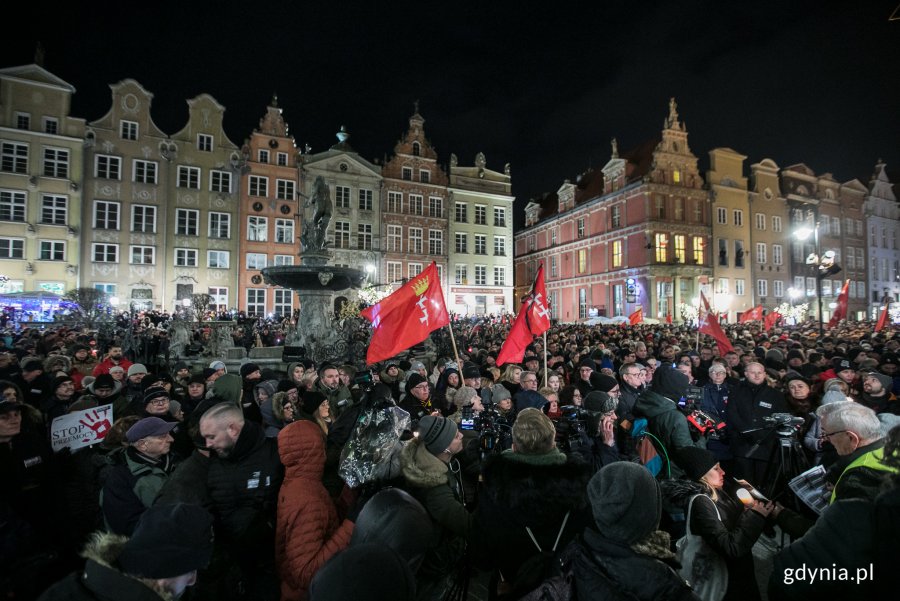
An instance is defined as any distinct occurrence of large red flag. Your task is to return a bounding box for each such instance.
[827,280,850,328]
[497,264,552,366]
[875,301,890,332]
[763,311,781,331]
[361,262,449,365]
[739,305,764,323]
[629,306,643,325]
[698,291,734,354]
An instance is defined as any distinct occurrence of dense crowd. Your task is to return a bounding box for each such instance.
[1,316,899,600]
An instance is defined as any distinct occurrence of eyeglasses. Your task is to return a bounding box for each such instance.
[819,429,849,440]
[522,378,537,384]
[413,383,429,390]
[148,398,170,405]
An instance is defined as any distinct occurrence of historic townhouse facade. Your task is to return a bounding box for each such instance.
[865,161,900,316]
[299,127,382,284]
[448,153,514,315]
[382,109,449,292]
[708,148,755,321]
[83,81,241,311]
[747,158,791,314]
[238,97,300,317]
[515,99,710,323]
[0,65,84,296]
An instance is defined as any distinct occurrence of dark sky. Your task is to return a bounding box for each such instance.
[7,1,900,228]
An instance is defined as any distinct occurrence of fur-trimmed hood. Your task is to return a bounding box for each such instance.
[480,451,591,524]
[78,531,175,601]
[44,353,72,375]
[399,438,450,489]
[659,478,707,511]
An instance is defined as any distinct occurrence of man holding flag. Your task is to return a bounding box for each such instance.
[496,263,551,367]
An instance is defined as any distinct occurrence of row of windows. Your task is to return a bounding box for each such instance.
[245,254,296,270]
[89,202,234,237]
[1,141,69,178]
[386,192,442,216]
[88,243,234,268]
[245,288,294,316]
[452,233,505,255]
[12,113,59,135]
[383,226,444,254]
[452,264,506,286]
[399,166,432,183]
[0,238,66,261]
[454,203,507,226]
[332,186,375,210]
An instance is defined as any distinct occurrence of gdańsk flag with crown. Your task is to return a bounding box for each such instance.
[497,263,551,366]
[361,262,449,365]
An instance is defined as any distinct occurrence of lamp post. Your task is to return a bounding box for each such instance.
[794,223,823,338]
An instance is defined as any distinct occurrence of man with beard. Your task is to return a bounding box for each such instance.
[858,370,900,415]
[41,375,79,422]
[199,402,283,600]
[92,345,133,377]
[314,362,353,419]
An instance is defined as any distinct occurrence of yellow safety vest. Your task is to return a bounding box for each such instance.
[830,447,898,504]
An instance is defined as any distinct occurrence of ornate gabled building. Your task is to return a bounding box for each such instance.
[238,96,300,317]
[0,64,85,297]
[448,152,514,315]
[747,157,790,313]
[299,126,383,290]
[514,99,710,323]
[82,82,241,311]
[381,106,449,292]
[864,160,899,315]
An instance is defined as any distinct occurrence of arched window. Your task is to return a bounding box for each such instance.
[412,142,421,156]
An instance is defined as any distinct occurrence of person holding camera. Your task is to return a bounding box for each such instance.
[470,408,592,600]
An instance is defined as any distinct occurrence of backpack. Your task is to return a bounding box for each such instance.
[516,512,581,601]
[631,418,671,479]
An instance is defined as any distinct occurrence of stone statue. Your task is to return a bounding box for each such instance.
[301,175,332,252]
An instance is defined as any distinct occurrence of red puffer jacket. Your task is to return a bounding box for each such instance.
[276,419,354,601]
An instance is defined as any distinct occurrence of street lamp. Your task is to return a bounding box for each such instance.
[794,224,823,337]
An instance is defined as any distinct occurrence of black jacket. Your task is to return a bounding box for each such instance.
[471,450,592,592]
[726,380,789,461]
[574,528,699,601]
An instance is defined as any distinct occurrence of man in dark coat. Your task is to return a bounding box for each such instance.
[199,402,284,600]
[726,361,789,488]
[471,408,592,598]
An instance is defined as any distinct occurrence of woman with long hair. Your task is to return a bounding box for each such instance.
[499,364,523,398]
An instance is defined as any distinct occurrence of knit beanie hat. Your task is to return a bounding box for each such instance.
[53,375,74,391]
[583,391,616,414]
[588,462,661,545]
[127,363,148,377]
[416,415,458,455]
[240,362,260,378]
[462,362,482,380]
[118,503,214,579]
[863,371,893,392]
[189,373,207,386]
[592,373,619,393]
[676,446,719,481]
[143,386,169,405]
[451,385,477,408]
[404,373,428,396]
[92,373,116,391]
[578,357,597,371]
[652,365,690,400]
[277,379,298,393]
[300,390,327,415]
[490,384,511,404]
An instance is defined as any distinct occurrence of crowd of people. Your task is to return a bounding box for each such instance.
[2,315,899,600]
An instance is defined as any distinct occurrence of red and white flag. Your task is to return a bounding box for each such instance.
[699,291,734,354]
[361,262,449,365]
[629,306,643,325]
[875,300,890,332]
[739,305,764,323]
[827,280,850,328]
[497,263,551,366]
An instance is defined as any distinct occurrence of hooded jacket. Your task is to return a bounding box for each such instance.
[276,420,353,601]
[37,532,177,601]
[634,388,703,477]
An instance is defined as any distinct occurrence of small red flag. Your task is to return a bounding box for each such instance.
[763,311,781,331]
[698,292,734,354]
[361,262,449,365]
[875,301,890,332]
[497,263,552,366]
[629,306,643,325]
[739,305,764,323]
[827,280,850,328]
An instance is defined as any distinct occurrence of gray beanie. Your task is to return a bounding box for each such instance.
[450,385,478,408]
[416,415,458,455]
[491,384,512,404]
[583,391,616,414]
[863,371,893,392]
[588,462,661,545]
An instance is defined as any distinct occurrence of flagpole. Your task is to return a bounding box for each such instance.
[446,323,462,368]
[543,330,548,388]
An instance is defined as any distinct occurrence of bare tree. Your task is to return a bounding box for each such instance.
[191,293,213,323]
[62,287,113,330]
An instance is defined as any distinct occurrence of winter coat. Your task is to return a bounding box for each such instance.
[206,420,283,551]
[825,439,894,502]
[154,449,213,508]
[379,367,406,401]
[276,420,353,601]
[399,438,471,582]
[768,486,899,600]
[664,480,766,601]
[100,447,176,536]
[574,528,699,601]
[471,449,592,592]
[314,379,353,419]
[92,356,134,377]
[37,532,174,601]
[726,380,789,461]
[634,389,703,478]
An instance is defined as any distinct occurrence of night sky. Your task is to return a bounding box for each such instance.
[6,1,899,228]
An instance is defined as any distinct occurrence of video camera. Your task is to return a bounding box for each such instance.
[353,370,376,393]
[677,386,726,440]
[552,404,591,454]
[763,412,806,437]
[459,404,512,458]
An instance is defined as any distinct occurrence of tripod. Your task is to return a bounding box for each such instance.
[742,423,809,506]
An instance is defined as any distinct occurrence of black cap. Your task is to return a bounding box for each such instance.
[118,503,214,579]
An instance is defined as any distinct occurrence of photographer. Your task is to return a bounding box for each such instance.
[583,391,625,469]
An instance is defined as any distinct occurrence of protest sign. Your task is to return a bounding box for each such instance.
[50,404,113,453]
